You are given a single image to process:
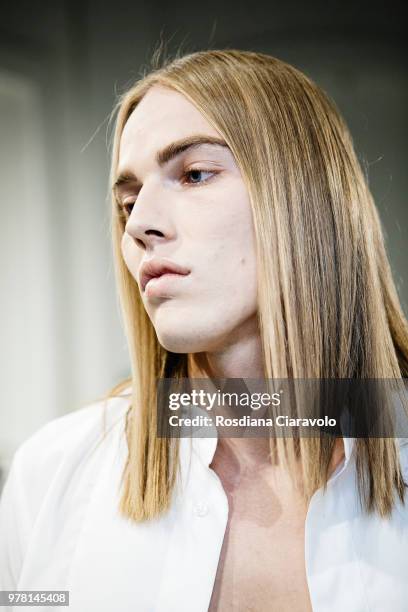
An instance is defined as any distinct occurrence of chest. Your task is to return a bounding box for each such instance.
[207,474,313,612]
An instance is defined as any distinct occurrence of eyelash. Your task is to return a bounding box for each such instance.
[118,168,217,219]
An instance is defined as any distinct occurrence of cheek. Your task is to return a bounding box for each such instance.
[121,233,142,279]
[222,201,258,304]
[206,192,257,279]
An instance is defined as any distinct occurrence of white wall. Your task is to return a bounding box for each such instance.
[0,71,56,479]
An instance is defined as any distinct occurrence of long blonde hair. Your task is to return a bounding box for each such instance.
[107,50,408,521]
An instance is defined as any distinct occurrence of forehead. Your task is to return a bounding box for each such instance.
[119,85,222,165]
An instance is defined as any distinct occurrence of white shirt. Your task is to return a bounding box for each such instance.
[1,390,408,612]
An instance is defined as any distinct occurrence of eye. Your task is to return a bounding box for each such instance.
[118,200,135,219]
[182,169,216,185]
[116,168,218,219]
[124,202,135,215]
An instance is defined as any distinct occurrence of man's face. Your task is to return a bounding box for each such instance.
[117,85,258,353]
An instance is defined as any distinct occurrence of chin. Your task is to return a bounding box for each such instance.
[151,308,240,354]
[156,330,207,354]
[155,323,224,355]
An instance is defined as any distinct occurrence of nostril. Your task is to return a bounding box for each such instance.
[145,229,164,237]
[135,238,145,249]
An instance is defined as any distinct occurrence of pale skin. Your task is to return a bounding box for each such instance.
[116,85,344,611]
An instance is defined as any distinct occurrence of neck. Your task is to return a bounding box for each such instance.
[187,317,271,472]
[188,314,264,380]
[185,321,345,482]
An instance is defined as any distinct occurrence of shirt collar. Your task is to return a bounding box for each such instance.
[184,403,356,469]
[192,431,356,471]
[181,405,408,473]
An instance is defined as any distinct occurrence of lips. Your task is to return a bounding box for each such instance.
[139,258,190,292]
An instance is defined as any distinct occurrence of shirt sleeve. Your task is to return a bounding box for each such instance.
[0,449,32,592]
[0,395,129,597]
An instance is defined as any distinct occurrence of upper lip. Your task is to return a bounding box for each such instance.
[139,257,191,292]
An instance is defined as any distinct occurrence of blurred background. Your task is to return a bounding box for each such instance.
[0,0,406,484]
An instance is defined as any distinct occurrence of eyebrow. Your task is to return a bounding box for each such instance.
[113,135,229,189]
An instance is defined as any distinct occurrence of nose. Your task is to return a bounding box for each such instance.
[124,183,175,251]
[126,224,165,251]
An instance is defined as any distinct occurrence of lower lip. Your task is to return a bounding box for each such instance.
[144,273,190,297]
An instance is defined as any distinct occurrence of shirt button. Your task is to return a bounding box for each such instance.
[193,501,209,517]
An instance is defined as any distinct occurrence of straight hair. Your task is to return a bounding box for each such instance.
[107,50,408,521]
